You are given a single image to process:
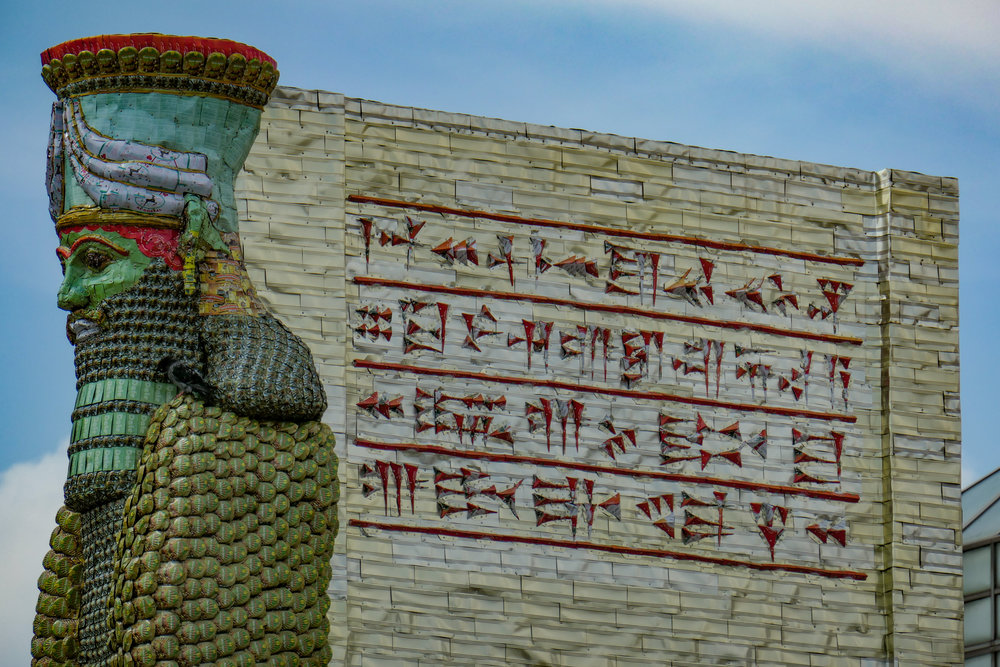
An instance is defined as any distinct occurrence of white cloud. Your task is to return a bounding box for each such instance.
[598,0,999,60]
[572,0,1000,104]
[0,444,67,665]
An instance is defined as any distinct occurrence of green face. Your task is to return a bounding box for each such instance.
[56,228,152,314]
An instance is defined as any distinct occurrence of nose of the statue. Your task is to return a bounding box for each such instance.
[56,272,88,311]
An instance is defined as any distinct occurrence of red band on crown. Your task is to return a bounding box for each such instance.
[41,34,275,67]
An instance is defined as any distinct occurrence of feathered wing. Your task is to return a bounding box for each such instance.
[107,395,339,666]
[31,507,83,666]
[201,314,328,422]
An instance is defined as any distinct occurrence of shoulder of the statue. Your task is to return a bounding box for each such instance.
[199,313,329,422]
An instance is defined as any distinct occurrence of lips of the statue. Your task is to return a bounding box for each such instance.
[66,309,104,345]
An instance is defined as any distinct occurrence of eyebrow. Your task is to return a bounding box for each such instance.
[57,234,130,260]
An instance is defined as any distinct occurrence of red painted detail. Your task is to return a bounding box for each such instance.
[433,238,453,256]
[571,400,585,452]
[828,529,847,547]
[606,281,638,295]
[356,392,379,410]
[717,450,742,467]
[718,422,741,439]
[694,414,709,433]
[375,461,391,515]
[354,439,861,503]
[354,360,857,423]
[437,303,449,353]
[356,392,404,419]
[525,399,554,450]
[522,320,535,369]
[350,519,867,580]
[389,462,404,516]
[758,525,783,558]
[348,195,865,267]
[823,291,842,313]
[354,324,392,342]
[60,224,183,270]
[653,519,675,538]
[621,372,642,387]
[356,305,392,323]
[806,524,828,543]
[700,258,715,282]
[437,501,465,517]
[399,299,428,314]
[602,435,624,460]
[352,277,863,346]
[404,464,419,514]
[406,216,426,241]
[794,468,836,485]
[698,450,712,469]
[805,522,845,546]
[42,34,276,66]
[555,255,599,278]
[660,414,687,426]
[358,218,373,267]
[432,237,479,265]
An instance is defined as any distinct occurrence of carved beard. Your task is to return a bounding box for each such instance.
[63,260,202,665]
[65,259,201,511]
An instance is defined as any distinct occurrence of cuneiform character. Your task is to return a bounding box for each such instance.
[362,460,421,515]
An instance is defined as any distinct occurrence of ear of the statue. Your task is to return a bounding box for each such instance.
[180,194,230,296]
[181,194,228,253]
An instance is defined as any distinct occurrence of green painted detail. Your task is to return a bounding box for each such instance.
[67,93,262,233]
[57,228,152,312]
[70,412,151,444]
[103,396,338,664]
[67,446,139,476]
[75,379,177,409]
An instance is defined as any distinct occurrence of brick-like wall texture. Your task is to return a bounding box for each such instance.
[235,86,962,665]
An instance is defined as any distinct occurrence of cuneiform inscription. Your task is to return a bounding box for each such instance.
[349,195,867,577]
[351,299,860,409]
[354,211,860,331]
[357,458,847,560]
[356,387,851,492]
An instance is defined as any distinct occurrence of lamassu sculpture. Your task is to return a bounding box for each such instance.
[31,34,339,666]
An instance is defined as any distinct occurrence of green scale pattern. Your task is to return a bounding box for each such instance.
[107,395,339,667]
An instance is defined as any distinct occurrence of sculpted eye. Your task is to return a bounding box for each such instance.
[83,249,114,272]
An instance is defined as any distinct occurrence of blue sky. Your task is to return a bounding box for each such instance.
[0,0,996,658]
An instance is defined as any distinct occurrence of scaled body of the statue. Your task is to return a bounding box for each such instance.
[31,35,339,666]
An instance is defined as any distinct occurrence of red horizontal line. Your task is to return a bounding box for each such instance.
[352,276,863,347]
[355,439,860,503]
[347,194,865,268]
[349,519,868,581]
[353,360,857,423]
